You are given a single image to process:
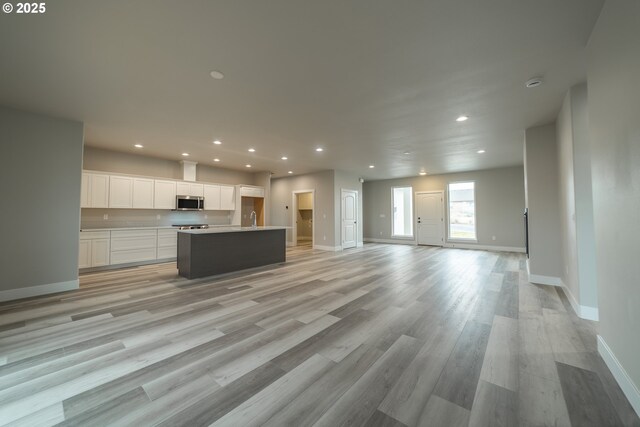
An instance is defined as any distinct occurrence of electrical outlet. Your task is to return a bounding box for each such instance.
[103,214,108,220]
[323,213,326,219]
[323,235,326,241]
[379,231,383,236]
[492,235,496,241]
[380,214,385,218]
[204,214,208,219]
[156,214,161,220]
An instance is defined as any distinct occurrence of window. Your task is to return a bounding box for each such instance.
[448,181,476,240]
[392,186,413,237]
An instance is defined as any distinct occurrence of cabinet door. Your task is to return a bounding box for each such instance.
[81,173,90,208]
[78,240,91,268]
[189,183,204,197]
[176,182,190,196]
[91,239,110,266]
[154,180,177,209]
[203,184,221,210]
[109,176,134,208]
[132,178,154,209]
[90,173,110,208]
[220,185,236,210]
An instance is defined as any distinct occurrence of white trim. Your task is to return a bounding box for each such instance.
[0,279,79,302]
[598,335,640,417]
[558,282,599,321]
[444,242,526,253]
[364,237,416,246]
[313,244,342,251]
[447,180,477,241]
[292,189,315,248]
[392,186,415,239]
[357,242,364,248]
[529,273,563,286]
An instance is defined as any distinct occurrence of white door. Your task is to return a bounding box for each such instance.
[154,180,177,209]
[109,176,134,208]
[203,184,221,210]
[416,191,444,246]
[81,173,90,208]
[220,185,236,210]
[342,189,358,249]
[89,173,110,208]
[176,181,190,196]
[78,240,91,268]
[132,178,154,209]
[91,239,111,266]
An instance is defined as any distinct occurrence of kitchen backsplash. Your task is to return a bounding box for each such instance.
[81,209,233,229]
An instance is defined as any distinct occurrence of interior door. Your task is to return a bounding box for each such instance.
[416,191,444,246]
[342,190,358,249]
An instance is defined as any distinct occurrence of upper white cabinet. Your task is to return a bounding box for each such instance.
[132,178,154,209]
[203,184,221,210]
[220,185,236,210]
[177,182,204,197]
[240,186,264,198]
[109,176,134,208]
[154,180,177,209]
[81,172,110,208]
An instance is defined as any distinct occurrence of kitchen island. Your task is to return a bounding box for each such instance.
[177,226,288,279]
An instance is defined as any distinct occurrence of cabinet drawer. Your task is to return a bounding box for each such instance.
[110,248,157,265]
[157,229,178,237]
[158,235,177,248]
[157,246,177,259]
[111,229,157,239]
[111,235,157,251]
[80,231,111,240]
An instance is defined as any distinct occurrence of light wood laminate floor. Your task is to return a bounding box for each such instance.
[0,244,638,426]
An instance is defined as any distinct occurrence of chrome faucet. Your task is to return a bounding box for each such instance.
[250,210,257,228]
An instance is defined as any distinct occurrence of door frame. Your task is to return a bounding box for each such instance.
[341,188,359,249]
[415,190,445,246]
[292,189,315,247]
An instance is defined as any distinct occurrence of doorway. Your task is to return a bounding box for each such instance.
[416,191,444,246]
[292,190,314,247]
[341,189,358,249]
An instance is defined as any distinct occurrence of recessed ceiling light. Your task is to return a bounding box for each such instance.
[213,140,222,145]
[182,153,189,157]
[134,144,143,148]
[369,165,375,169]
[248,148,256,152]
[456,115,469,122]
[288,171,293,174]
[210,70,224,80]
[525,77,543,88]
[315,147,323,152]
[403,151,411,155]
[477,149,486,154]
[213,158,220,162]
[245,164,252,168]
[281,156,288,160]
[419,171,427,176]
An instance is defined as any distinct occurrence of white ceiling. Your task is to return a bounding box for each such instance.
[0,0,603,179]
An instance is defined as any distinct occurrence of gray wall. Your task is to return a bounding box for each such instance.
[556,84,598,310]
[0,107,84,298]
[363,166,525,249]
[524,124,563,278]
[84,146,255,185]
[587,0,640,394]
[270,171,336,247]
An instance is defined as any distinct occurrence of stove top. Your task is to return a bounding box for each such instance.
[172,224,209,230]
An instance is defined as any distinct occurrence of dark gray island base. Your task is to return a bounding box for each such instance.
[177,227,287,279]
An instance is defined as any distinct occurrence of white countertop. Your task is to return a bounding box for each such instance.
[179,226,289,234]
[80,225,237,232]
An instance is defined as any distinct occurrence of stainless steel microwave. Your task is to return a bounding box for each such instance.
[175,195,204,211]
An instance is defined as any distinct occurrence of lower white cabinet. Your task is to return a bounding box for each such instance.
[110,229,157,264]
[79,231,111,268]
[157,228,178,259]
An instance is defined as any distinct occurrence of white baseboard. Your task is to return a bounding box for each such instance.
[364,237,416,245]
[529,274,563,287]
[559,282,599,321]
[598,335,640,417]
[286,241,294,247]
[0,279,79,302]
[313,244,342,251]
[357,242,364,248]
[444,242,526,253]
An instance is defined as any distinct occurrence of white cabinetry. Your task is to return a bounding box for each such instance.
[79,231,111,268]
[220,185,236,210]
[177,182,204,197]
[110,229,157,264]
[81,173,110,208]
[109,176,134,208]
[132,178,154,209]
[203,184,221,210]
[157,228,178,259]
[154,180,177,209]
[240,186,264,198]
